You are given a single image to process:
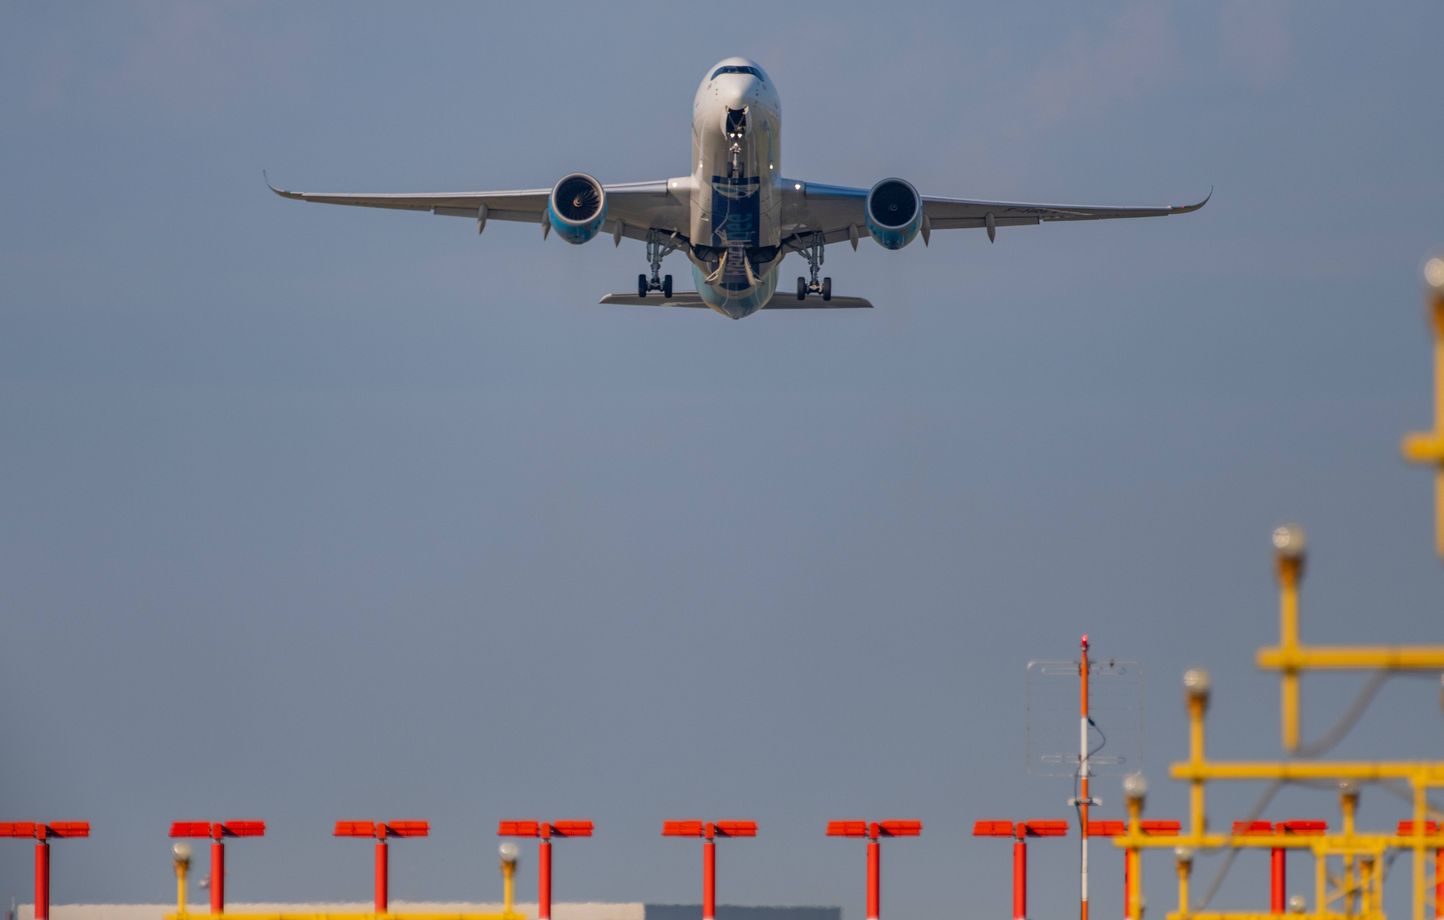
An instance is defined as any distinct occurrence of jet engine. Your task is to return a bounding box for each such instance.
[864,178,923,250]
[547,173,608,244]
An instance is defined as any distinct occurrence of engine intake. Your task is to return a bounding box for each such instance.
[547,173,608,244]
[865,178,922,250]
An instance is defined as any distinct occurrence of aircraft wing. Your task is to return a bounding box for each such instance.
[266,176,690,244]
[780,181,1209,246]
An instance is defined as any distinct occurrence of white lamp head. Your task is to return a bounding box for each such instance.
[171,841,192,865]
[1425,256,1444,291]
[499,841,520,865]
[1272,524,1307,560]
[1183,667,1212,700]
[1123,772,1148,804]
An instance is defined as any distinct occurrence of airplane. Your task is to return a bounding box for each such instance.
[269,56,1208,320]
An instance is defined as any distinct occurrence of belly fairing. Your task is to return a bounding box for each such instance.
[694,264,778,319]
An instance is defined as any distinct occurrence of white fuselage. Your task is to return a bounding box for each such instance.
[686,59,783,319]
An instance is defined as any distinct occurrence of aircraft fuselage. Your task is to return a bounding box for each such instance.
[687,58,783,319]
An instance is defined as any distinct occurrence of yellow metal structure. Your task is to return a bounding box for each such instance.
[1114,510,1444,920]
[164,846,525,920]
[1400,276,1444,557]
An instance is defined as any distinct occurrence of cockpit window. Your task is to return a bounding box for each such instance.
[711,65,763,81]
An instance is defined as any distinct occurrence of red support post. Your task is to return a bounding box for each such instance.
[867,837,880,920]
[1270,845,1286,914]
[374,839,388,914]
[703,834,716,920]
[34,841,49,920]
[539,834,553,920]
[1012,834,1027,920]
[211,838,225,914]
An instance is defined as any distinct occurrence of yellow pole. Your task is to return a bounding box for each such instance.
[1128,794,1144,920]
[1277,554,1302,752]
[503,859,516,918]
[1416,781,1430,920]
[1176,850,1193,919]
[1316,849,1327,920]
[1188,693,1207,837]
[176,858,189,916]
[1433,293,1444,558]
[1341,782,1359,915]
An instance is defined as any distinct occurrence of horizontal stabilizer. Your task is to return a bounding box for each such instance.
[598,293,874,310]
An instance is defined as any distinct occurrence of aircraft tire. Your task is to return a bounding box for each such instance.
[797,276,807,300]
[663,274,673,298]
[822,277,832,301]
[638,274,648,297]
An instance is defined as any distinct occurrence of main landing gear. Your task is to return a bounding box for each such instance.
[793,232,832,301]
[637,229,678,298]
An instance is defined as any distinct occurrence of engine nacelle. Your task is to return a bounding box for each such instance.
[865,178,923,250]
[547,173,607,244]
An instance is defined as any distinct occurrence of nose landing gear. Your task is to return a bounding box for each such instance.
[791,232,832,301]
[637,229,678,298]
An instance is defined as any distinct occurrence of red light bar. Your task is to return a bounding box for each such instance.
[1232,821,1273,835]
[551,821,593,837]
[386,821,429,837]
[1,822,89,839]
[222,821,266,837]
[47,822,90,839]
[1021,820,1068,838]
[334,820,428,839]
[877,820,922,837]
[972,821,1015,837]
[713,821,756,837]
[1086,821,1125,837]
[335,821,377,837]
[828,821,868,837]
[1400,821,1442,836]
[663,821,705,837]
[499,821,542,837]
[1142,820,1181,835]
[1279,821,1326,835]
[171,821,265,839]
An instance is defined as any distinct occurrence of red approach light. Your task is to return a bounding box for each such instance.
[1142,820,1181,835]
[0,823,90,840]
[170,821,266,839]
[828,821,869,837]
[1085,821,1125,837]
[499,821,594,838]
[1233,821,1274,835]
[335,821,430,839]
[713,821,757,837]
[876,821,922,837]
[1279,820,1327,835]
[663,821,705,837]
[1400,821,1443,835]
[1019,821,1068,838]
[973,821,1015,837]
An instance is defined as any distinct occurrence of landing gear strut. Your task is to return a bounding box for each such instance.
[638,229,678,298]
[791,231,832,301]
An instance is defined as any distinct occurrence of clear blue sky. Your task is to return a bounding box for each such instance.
[2,2,1441,916]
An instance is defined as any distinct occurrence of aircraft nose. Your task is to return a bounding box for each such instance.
[717,76,757,111]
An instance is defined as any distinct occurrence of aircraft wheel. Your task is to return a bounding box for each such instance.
[822,277,832,302]
[638,274,648,298]
[797,276,807,300]
[663,274,673,299]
